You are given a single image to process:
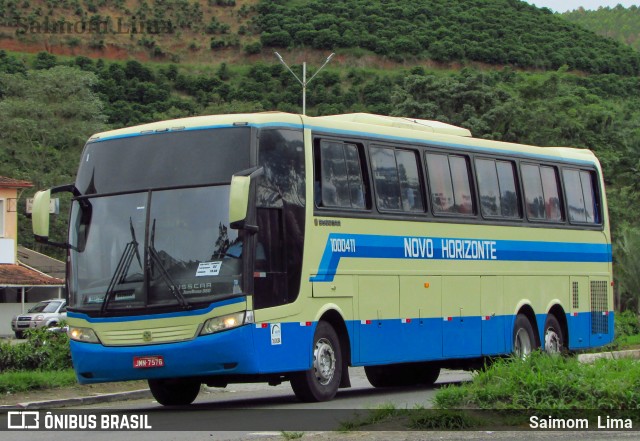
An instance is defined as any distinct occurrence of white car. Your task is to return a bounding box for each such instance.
[11,299,67,339]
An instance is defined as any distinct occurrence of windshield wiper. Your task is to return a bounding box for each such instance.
[101,218,143,315]
[147,219,191,310]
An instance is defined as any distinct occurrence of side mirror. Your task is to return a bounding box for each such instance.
[32,189,52,241]
[32,184,80,248]
[229,175,251,227]
[229,166,263,232]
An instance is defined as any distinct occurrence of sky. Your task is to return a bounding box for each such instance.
[524,1,639,12]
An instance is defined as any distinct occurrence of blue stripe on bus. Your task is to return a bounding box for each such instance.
[67,296,246,323]
[310,233,612,282]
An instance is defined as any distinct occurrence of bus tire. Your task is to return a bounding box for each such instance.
[512,314,537,359]
[148,378,200,406]
[364,365,396,388]
[418,364,441,386]
[543,314,565,355]
[290,321,342,402]
[364,363,427,388]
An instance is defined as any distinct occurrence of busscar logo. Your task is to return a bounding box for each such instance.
[8,411,39,429]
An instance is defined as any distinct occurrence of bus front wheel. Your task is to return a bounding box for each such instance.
[148,378,200,406]
[290,321,342,402]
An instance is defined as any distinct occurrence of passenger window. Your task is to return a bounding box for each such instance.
[370,146,424,212]
[426,153,474,215]
[476,158,521,219]
[563,169,599,224]
[522,164,563,222]
[317,140,366,209]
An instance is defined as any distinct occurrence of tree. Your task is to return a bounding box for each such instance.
[0,66,107,251]
[615,225,640,312]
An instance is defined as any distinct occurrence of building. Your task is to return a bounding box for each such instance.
[0,176,64,336]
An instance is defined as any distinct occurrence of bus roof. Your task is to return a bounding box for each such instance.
[88,112,598,166]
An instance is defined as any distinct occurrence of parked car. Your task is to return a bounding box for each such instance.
[11,299,67,339]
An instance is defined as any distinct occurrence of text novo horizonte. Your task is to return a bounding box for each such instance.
[403,237,497,260]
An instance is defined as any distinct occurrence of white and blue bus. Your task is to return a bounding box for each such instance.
[32,112,613,405]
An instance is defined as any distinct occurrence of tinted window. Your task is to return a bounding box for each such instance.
[76,128,251,195]
[426,153,473,215]
[370,146,424,212]
[370,146,402,210]
[522,164,563,221]
[396,150,424,212]
[476,159,520,219]
[496,161,520,218]
[563,169,599,224]
[317,141,366,209]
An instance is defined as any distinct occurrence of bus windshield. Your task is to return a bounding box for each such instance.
[67,127,251,314]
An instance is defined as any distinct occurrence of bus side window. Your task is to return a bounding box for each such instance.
[316,140,367,210]
[522,163,564,222]
[426,153,473,215]
[563,168,600,224]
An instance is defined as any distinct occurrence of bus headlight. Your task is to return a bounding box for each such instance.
[68,327,101,343]
[200,311,254,335]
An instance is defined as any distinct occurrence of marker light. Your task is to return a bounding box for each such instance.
[68,327,101,344]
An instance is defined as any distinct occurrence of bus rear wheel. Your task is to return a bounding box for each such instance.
[513,314,537,359]
[543,315,565,355]
[148,378,200,406]
[290,321,342,402]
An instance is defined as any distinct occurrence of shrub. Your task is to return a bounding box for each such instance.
[0,326,72,372]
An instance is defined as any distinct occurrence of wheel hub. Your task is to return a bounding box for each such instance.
[313,337,335,385]
[514,328,532,358]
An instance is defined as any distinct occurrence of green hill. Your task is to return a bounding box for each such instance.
[1,0,639,74]
[562,5,640,52]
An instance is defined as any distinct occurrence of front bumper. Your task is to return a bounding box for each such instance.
[70,324,259,384]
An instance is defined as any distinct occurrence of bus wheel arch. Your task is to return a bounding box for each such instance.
[543,305,568,355]
[290,320,343,402]
[317,308,352,388]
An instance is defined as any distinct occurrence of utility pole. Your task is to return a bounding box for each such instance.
[274,52,335,116]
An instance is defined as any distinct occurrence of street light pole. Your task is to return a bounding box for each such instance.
[274,52,335,116]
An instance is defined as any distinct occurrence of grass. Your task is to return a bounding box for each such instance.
[434,352,640,410]
[279,432,304,440]
[0,369,77,394]
[340,351,640,431]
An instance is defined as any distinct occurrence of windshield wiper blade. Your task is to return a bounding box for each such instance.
[101,218,142,315]
[147,219,191,310]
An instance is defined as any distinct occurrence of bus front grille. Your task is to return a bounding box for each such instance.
[98,324,199,346]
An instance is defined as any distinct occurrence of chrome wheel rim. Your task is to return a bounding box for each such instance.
[544,327,562,355]
[313,338,336,386]
[514,328,532,359]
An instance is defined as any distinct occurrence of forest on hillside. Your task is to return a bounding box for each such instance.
[1,0,640,72]
[563,5,640,52]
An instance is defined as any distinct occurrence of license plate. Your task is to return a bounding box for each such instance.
[133,356,165,369]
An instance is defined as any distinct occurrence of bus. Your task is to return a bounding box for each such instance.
[31,112,613,405]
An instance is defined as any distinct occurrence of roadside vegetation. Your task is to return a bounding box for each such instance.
[434,353,640,410]
[0,327,73,394]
